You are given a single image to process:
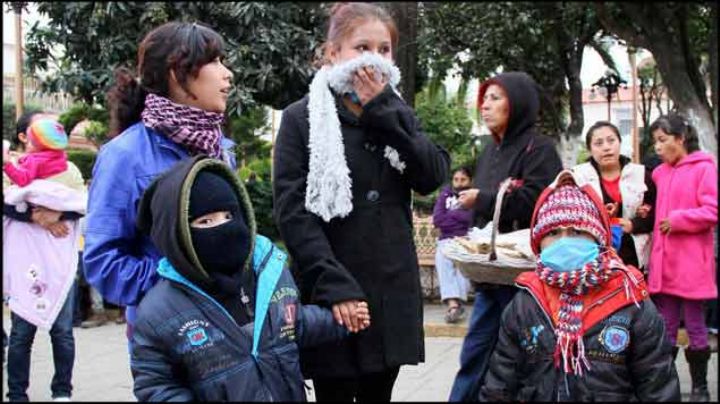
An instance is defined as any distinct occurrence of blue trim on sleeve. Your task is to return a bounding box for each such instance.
[251,235,287,357]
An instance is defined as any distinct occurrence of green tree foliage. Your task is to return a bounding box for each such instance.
[66,148,97,181]
[225,105,271,168]
[2,102,43,146]
[595,2,717,154]
[415,80,475,169]
[418,2,610,143]
[58,102,109,132]
[25,2,327,116]
[412,77,476,215]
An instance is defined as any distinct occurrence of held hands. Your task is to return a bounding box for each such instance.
[617,218,634,234]
[31,206,69,238]
[636,203,652,219]
[458,188,480,209]
[352,66,388,106]
[332,300,371,333]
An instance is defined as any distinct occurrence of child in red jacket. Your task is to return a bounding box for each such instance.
[480,170,679,401]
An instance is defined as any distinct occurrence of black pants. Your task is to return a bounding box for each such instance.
[313,366,401,402]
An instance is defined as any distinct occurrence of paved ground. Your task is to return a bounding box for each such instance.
[2,305,717,401]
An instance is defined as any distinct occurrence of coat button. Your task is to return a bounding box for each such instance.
[364,142,377,152]
[366,190,380,202]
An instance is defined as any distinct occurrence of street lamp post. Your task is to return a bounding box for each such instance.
[591,70,627,122]
[628,47,640,163]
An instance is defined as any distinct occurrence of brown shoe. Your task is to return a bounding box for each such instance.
[80,313,108,329]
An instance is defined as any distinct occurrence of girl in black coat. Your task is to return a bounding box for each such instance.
[272,3,450,402]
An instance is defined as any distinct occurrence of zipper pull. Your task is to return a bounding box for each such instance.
[240,287,254,317]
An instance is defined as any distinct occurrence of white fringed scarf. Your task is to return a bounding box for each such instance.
[306,53,405,222]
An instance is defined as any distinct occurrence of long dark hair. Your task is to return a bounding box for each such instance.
[106,22,226,138]
[649,113,700,153]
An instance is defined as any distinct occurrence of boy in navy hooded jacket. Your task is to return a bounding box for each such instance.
[130,155,369,401]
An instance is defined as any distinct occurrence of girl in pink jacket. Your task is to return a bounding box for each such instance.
[648,113,717,402]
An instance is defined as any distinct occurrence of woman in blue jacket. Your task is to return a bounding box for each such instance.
[131,156,368,401]
[83,21,237,344]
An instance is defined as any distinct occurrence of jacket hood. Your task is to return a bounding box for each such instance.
[676,150,716,167]
[136,155,257,290]
[477,71,540,144]
[529,170,612,254]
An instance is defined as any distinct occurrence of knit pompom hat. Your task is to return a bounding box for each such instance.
[27,119,68,151]
[531,170,609,252]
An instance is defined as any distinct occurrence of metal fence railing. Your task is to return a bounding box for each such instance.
[3,75,74,113]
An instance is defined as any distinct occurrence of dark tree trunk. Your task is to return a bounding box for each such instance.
[387,2,418,107]
[596,2,717,155]
[710,1,718,128]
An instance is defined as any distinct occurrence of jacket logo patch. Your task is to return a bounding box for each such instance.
[187,327,208,346]
[600,325,630,354]
[520,324,544,354]
[284,303,297,325]
[279,303,297,341]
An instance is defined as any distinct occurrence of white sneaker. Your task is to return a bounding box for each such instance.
[53,397,71,402]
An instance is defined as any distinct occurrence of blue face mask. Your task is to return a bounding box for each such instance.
[539,237,600,272]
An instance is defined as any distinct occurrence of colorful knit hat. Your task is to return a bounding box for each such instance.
[26,119,68,151]
[531,182,607,252]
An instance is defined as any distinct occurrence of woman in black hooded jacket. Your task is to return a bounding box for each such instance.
[450,71,563,401]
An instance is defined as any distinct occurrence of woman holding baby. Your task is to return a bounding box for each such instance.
[272,2,450,401]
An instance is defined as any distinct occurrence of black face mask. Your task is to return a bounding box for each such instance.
[190,213,251,276]
[187,170,251,277]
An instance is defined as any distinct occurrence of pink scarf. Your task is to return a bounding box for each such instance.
[141,93,225,158]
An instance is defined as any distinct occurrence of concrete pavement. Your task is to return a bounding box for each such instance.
[2,305,717,401]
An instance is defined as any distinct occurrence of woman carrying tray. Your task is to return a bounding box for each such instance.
[451,71,563,401]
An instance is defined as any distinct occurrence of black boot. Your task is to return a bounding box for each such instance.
[685,347,711,402]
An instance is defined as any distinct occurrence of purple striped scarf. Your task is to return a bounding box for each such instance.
[141,93,225,158]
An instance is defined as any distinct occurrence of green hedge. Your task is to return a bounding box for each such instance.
[3,102,44,147]
[67,149,97,181]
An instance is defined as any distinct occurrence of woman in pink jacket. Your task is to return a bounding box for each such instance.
[648,113,717,402]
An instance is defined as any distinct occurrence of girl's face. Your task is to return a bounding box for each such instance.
[652,128,687,165]
[539,226,596,251]
[169,57,234,113]
[589,126,621,170]
[19,113,56,153]
[328,19,393,65]
[452,171,471,190]
[480,84,510,137]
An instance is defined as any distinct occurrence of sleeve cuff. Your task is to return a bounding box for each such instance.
[475,189,497,217]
